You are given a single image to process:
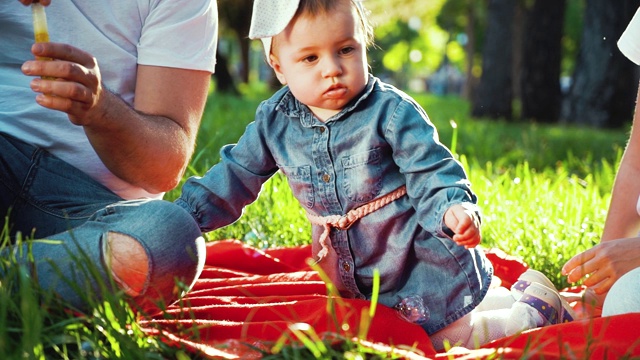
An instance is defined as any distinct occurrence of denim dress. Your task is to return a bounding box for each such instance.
[176,75,493,334]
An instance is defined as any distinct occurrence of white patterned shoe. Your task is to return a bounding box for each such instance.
[511,269,576,323]
[505,282,564,336]
[511,269,556,300]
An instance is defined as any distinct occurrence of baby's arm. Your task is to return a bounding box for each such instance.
[443,203,481,248]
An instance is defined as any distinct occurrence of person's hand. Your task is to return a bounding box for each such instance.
[21,42,105,126]
[443,204,481,248]
[19,0,52,6]
[562,237,640,295]
[559,287,604,319]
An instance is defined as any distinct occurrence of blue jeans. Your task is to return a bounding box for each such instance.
[0,133,205,311]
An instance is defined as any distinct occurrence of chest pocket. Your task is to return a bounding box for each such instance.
[342,149,383,203]
[281,165,315,209]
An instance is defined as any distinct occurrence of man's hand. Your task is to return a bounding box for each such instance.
[19,0,52,6]
[443,204,481,248]
[562,237,640,295]
[21,41,210,193]
[22,42,104,126]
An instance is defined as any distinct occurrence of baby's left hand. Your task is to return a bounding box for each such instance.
[443,204,481,248]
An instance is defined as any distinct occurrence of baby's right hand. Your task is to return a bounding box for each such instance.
[443,204,481,248]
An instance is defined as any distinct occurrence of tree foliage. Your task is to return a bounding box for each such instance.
[213,0,639,128]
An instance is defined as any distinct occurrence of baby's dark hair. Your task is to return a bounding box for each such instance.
[295,0,375,48]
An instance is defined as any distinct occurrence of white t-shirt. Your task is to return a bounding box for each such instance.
[0,1,218,199]
[619,6,640,65]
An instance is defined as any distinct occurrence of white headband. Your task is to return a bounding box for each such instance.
[248,0,366,60]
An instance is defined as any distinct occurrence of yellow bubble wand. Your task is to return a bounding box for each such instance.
[31,0,53,79]
[31,0,50,46]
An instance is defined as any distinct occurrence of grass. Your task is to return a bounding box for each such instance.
[1,86,632,358]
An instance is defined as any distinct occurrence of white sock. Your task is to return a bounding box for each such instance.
[431,307,515,351]
[504,301,546,336]
[432,286,547,351]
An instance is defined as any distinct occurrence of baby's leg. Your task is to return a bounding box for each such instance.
[429,307,512,351]
[430,283,557,351]
[474,286,515,311]
[430,288,518,350]
[432,269,580,351]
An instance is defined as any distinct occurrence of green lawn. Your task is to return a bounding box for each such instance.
[1,87,631,358]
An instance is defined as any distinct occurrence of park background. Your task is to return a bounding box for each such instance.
[5,0,640,358]
[213,0,640,127]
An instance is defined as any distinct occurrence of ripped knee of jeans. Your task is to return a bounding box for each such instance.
[103,231,149,297]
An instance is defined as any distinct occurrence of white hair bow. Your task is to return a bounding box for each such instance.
[249,0,367,60]
[248,0,301,59]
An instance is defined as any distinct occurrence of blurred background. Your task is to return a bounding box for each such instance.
[212,0,640,129]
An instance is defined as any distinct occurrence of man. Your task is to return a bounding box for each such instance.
[1,0,218,312]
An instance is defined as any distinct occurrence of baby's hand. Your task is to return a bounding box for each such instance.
[443,204,481,248]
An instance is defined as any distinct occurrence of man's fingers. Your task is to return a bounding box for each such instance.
[23,58,84,81]
[21,0,52,5]
[31,78,93,103]
[34,92,91,122]
[32,42,95,67]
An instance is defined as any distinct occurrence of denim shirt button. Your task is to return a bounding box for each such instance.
[322,173,331,183]
[319,127,325,133]
[341,262,350,272]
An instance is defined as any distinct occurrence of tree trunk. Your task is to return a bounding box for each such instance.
[471,0,516,120]
[237,34,251,84]
[563,0,640,128]
[218,0,253,84]
[213,48,240,95]
[511,0,525,107]
[520,0,566,123]
[462,1,476,101]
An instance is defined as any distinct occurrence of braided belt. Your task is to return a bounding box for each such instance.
[306,185,407,263]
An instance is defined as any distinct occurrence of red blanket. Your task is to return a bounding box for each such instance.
[139,240,640,359]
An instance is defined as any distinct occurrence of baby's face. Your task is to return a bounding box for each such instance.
[269,2,369,121]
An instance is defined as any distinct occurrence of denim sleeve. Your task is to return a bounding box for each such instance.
[175,118,278,233]
[385,99,478,236]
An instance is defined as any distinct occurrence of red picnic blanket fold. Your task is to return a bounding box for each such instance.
[139,240,640,359]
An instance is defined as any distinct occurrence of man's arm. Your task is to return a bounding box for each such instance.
[86,65,209,193]
[22,42,210,193]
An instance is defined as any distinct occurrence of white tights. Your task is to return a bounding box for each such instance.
[430,287,524,351]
